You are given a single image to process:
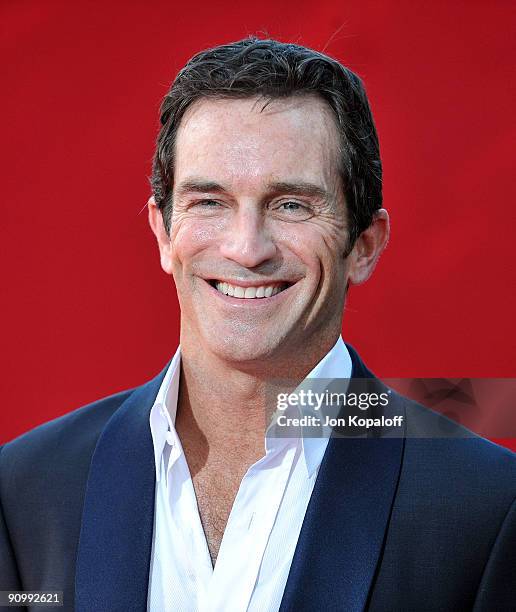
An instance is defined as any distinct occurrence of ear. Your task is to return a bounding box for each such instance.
[347,209,390,285]
[147,196,174,275]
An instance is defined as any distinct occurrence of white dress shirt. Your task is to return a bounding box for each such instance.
[147,337,352,612]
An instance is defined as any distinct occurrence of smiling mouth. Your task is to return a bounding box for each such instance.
[208,280,291,299]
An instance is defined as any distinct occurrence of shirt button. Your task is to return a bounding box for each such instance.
[166,431,175,446]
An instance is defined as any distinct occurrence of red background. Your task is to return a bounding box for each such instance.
[2,1,515,448]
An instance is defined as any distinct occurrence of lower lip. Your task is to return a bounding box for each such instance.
[203,280,295,307]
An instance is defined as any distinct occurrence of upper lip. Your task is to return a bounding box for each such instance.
[205,277,297,288]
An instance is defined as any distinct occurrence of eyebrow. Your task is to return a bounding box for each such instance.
[266,181,329,200]
[174,178,330,201]
[175,180,227,199]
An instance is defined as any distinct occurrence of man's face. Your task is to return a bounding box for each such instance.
[158,95,354,368]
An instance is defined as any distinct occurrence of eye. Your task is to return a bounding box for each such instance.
[189,199,225,214]
[196,199,221,207]
[270,200,314,221]
[282,201,302,211]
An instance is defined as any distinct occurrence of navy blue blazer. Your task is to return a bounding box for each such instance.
[1,346,515,611]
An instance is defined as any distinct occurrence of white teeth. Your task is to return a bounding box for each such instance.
[213,281,287,299]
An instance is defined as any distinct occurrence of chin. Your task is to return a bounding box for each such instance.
[203,326,287,368]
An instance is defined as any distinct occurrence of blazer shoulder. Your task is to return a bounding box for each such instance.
[0,387,136,489]
[0,357,171,492]
[345,344,516,498]
[400,394,516,501]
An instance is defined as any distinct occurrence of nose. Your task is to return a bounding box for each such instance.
[219,202,276,268]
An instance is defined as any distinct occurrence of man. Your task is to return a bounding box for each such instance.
[1,38,514,612]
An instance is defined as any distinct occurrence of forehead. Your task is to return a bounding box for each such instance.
[173,94,341,190]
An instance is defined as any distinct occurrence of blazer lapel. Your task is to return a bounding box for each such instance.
[279,346,406,612]
[75,366,168,612]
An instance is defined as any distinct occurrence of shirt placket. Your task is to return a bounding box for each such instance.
[165,431,214,609]
[203,441,298,612]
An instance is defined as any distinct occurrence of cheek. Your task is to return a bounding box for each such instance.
[276,219,346,272]
[170,216,221,266]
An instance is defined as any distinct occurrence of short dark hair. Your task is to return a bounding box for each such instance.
[151,37,382,252]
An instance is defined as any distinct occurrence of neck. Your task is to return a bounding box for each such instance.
[175,329,340,463]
